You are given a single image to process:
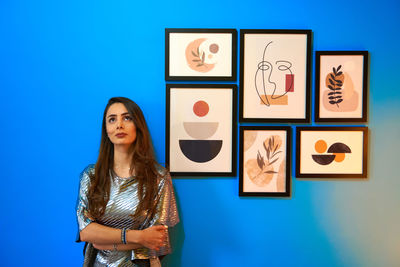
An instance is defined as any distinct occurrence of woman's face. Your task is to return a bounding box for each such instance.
[105,103,137,147]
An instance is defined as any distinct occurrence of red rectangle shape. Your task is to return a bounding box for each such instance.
[286,74,294,92]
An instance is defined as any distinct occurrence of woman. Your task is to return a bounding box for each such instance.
[76,97,179,267]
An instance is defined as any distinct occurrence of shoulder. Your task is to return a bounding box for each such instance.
[79,164,95,184]
[155,164,172,184]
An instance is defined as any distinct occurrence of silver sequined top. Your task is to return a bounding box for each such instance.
[76,164,179,267]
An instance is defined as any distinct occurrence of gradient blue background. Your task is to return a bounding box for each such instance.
[1,0,399,266]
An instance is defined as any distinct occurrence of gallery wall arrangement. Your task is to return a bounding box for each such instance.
[165,28,369,197]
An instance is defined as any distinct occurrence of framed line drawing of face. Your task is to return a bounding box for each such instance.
[166,84,237,176]
[239,29,312,123]
[315,51,369,122]
[239,126,291,197]
[165,28,237,81]
[296,127,368,178]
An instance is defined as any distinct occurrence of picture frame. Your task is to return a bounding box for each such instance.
[296,127,368,178]
[239,29,312,123]
[165,28,237,81]
[239,126,291,197]
[315,51,369,122]
[166,84,237,176]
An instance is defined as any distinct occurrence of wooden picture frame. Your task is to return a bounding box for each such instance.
[165,28,237,81]
[296,127,368,178]
[166,84,237,176]
[239,126,291,196]
[315,51,369,122]
[239,29,312,122]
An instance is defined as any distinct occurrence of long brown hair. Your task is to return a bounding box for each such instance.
[88,97,160,220]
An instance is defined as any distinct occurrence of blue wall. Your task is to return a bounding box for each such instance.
[1,0,399,266]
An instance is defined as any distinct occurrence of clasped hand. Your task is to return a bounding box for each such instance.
[138,225,168,251]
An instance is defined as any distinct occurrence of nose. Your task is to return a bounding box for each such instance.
[116,118,124,129]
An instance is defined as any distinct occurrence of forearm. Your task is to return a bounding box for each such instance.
[80,222,142,245]
[93,243,141,251]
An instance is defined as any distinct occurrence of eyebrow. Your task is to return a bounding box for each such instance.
[107,112,130,118]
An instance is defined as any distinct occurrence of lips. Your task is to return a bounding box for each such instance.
[115,133,127,138]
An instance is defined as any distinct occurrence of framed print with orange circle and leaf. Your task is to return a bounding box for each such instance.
[165,28,237,81]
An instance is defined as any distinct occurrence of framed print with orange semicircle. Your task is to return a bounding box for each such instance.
[166,84,236,176]
[165,28,237,81]
[296,127,368,178]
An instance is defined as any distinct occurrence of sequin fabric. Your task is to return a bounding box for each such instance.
[76,164,179,267]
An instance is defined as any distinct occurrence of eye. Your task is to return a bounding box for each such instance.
[108,117,116,123]
[276,60,292,71]
[258,61,272,71]
[124,115,132,121]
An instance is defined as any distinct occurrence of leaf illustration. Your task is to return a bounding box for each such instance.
[191,50,198,57]
[201,52,205,63]
[257,151,264,169]
[326,65,344,108]
[328,91,342,96]
[192,59,201,62]
[268,158,279,166]
[264,170,278,174]
[271,151,282,158]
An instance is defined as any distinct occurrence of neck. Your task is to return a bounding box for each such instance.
[113,144,133,170]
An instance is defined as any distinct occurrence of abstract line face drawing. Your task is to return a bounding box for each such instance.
[244,134,285,188]
[180,100,222,163]
[312,139,352,165]
[322,63,359,112]
[185,38,220,73]
[255,41,295,107]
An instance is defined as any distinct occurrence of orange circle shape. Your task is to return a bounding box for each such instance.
[315,140,327,153]
[193,100,209,117]
[333,153,345,162]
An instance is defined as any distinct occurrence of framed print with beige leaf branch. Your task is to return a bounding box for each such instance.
[239,29,312,123]
[315,51,369,122]
[165,28,237,81]
[239,126,291,197]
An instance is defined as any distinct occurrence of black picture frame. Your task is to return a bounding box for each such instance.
[239,126,291,197]
[165,28,237,81]
[166,84,237,176]
[315,51,369,122]
[296,126,368,178]
[239,29,312,123]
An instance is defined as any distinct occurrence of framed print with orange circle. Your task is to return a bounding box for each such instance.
[166,84,236,176]
[296,127,368,178]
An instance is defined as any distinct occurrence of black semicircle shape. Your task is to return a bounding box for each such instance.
[312,154,336,165]
[179,140,223,163]
[327,142,352,153]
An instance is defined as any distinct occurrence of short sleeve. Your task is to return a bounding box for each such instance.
[75,164,95,242]
[152,172,180,227]
[131,169,180,259]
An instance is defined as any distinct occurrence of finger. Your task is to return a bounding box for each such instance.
[155,225,166,231]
